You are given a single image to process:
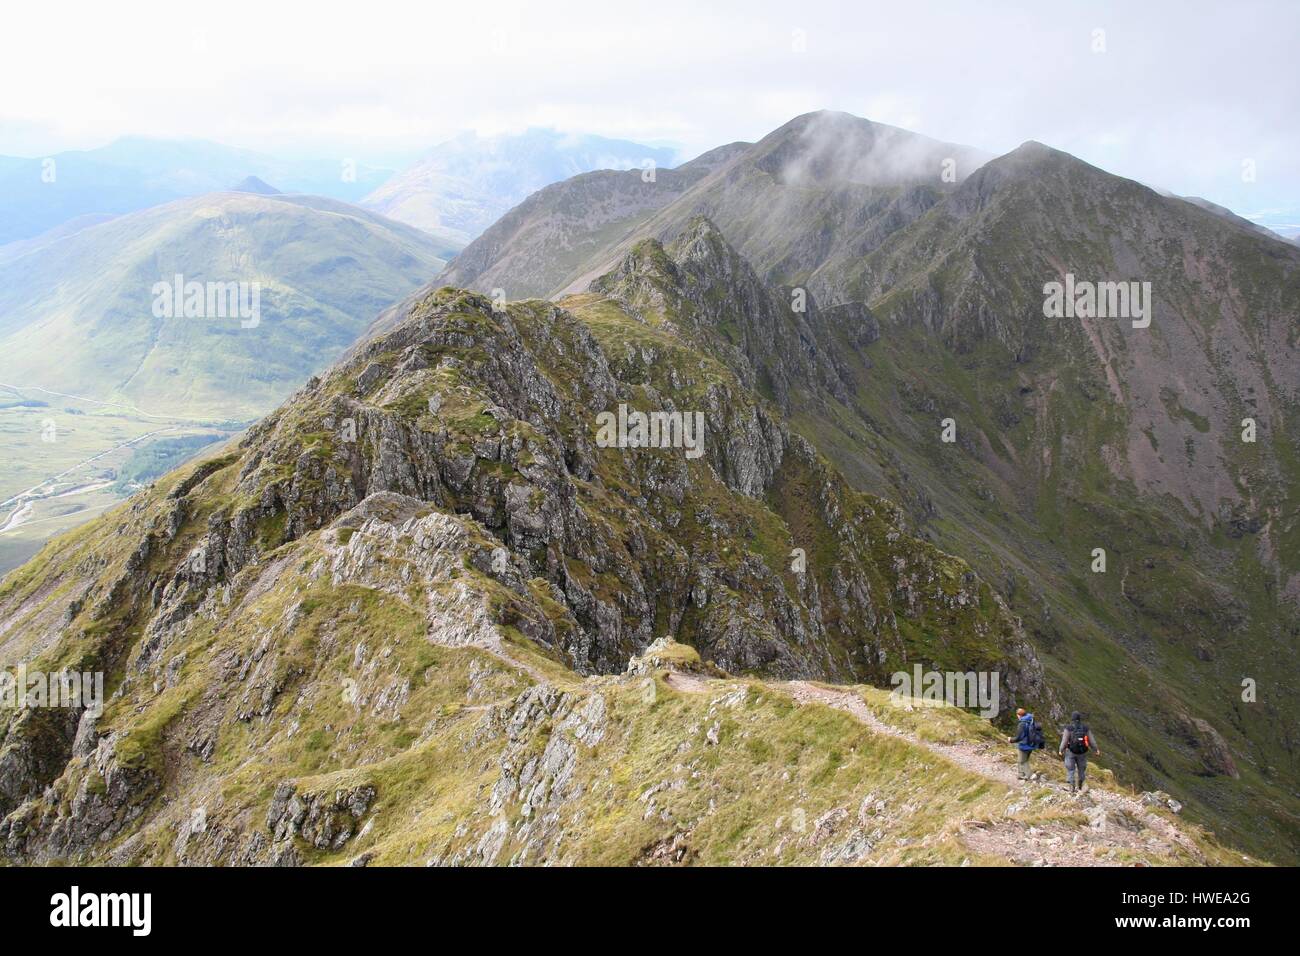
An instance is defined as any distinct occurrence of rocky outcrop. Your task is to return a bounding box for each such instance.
[266,782,377,852]
[590,216,863,411]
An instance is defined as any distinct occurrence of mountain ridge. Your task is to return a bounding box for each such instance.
[426,111,1300,859]
[0,137,398,246]
[437,110,991,301]
[2,109,1297,864]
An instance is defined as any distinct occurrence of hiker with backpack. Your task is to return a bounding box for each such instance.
[1059,712,1100,793]
[1007,708,1045,780]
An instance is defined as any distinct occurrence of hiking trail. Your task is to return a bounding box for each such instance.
[658,671,1217,866]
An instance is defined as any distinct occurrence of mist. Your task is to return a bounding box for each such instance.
[2,0,1296,221]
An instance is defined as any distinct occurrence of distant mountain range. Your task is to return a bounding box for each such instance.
[1,130,684,255]
[0,128,683,568]
[0,137,396,246]
[230,175,282,196]
[1245,204,1300,241]
[361,128,678,247]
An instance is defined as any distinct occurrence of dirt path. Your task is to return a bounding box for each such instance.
[781,680,1204,865]
[787,680,1020,785]
[463,629,556,688]
[659,672,1205,865]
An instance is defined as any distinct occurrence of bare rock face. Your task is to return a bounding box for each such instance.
[1181,717,1241,779]
[0,706,81,817]
[1,728,160,863]
[267,782,376,852]
[590,216,864,412]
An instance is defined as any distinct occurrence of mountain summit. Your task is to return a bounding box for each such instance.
[438,110,990,300]
[230,175,281,195]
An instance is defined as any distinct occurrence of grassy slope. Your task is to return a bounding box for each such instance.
[0,192,449,420]
[775,159,1300,860]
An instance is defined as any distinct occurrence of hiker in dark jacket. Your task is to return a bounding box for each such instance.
[1007,708,1037,780]
[1059,712,1100,793]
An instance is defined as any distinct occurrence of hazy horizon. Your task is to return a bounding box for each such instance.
[2,0,1297,223]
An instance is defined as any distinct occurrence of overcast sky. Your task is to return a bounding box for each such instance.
[2,0,1296,217]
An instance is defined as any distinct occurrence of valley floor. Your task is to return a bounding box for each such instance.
[0,383,236,576]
